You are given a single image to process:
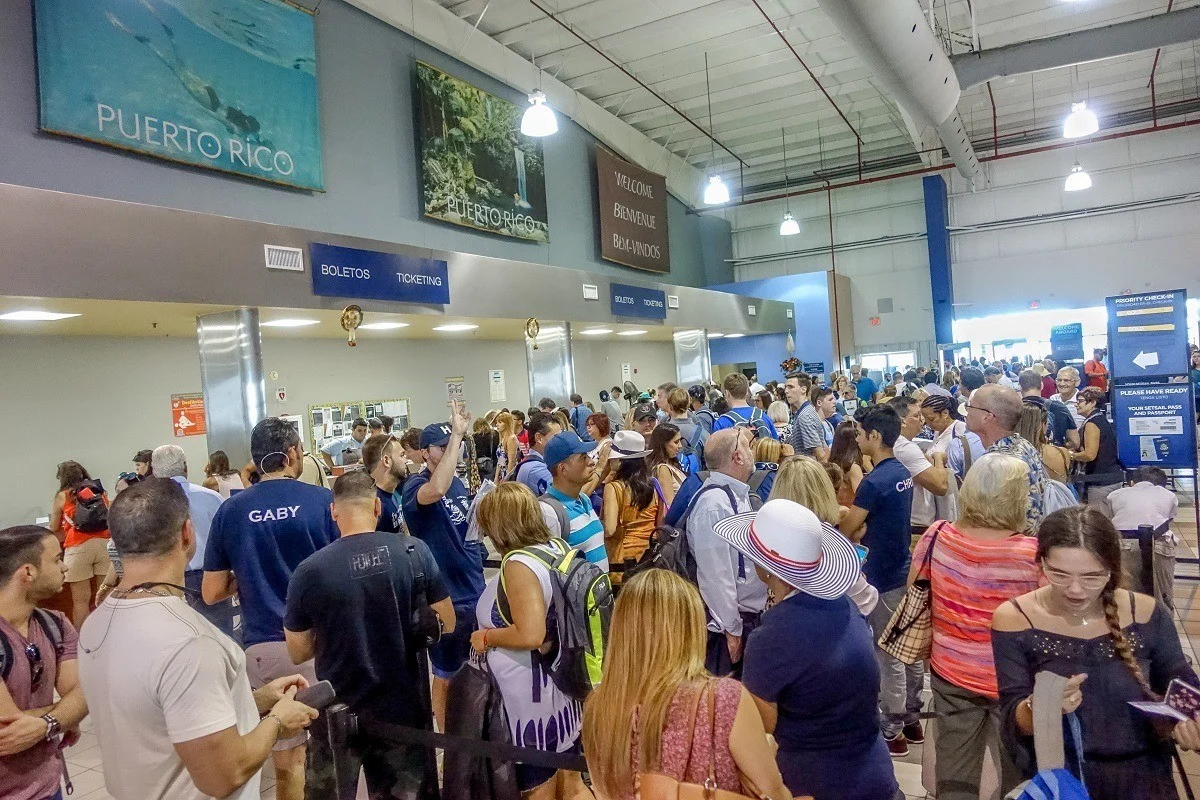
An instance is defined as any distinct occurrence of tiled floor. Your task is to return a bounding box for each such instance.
[60,489,1200,799]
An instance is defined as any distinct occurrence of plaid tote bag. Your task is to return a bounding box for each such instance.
[877,521,945,665]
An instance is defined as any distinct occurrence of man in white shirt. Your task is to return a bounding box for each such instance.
[887,397,950,538]
[79,478,318,800]
[1056,366,1086,428]
[687,429,767,678]
[1106,467,1180,610]
[320,418,369,469]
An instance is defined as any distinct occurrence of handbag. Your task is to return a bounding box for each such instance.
[635,681,796,800]
[877,521,945,665]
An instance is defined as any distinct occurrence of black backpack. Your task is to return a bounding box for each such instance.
[69,480,109,533]
[505,454,541,483]
[1,609,65,680]
[721,408,773,440]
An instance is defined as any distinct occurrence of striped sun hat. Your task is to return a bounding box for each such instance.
[712,499,860,599]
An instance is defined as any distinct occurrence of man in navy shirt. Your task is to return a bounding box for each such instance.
[203,417,338,800]
[362,433,407,533]
[839,406,921,757]
[401,402,485,731]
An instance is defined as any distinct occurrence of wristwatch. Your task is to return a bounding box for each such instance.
[41,713,60,741]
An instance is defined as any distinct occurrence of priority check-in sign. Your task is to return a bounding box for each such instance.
[1106,290,1188,381]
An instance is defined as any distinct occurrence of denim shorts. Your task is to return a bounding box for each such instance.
[428,604,477,679]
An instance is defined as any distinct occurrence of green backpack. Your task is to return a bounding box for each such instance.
[497,539,613,700]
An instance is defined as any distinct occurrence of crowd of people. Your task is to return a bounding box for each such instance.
[3,353,1197,800]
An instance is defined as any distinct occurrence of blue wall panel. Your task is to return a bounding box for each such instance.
[923,175,954,348]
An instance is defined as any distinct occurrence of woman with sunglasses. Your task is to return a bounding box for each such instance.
[992,506,1200,799]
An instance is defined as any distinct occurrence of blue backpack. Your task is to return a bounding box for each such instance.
[675,420,706,476]
[1009,674,1090,800]
[663,468,771,528]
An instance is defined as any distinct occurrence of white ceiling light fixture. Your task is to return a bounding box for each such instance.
[707,332,725,339]
[1064,162,1093,192]
[723,333,746,339]
[617,329,648,336]
[0,310,81,321]
[432,323,479,332]
[702,53,730,206]
[779,128,800,236]
[359,321,410,330]
[521,53,558,137]
[580,328,614,336]
[1063,101,1099,139]
[261,318,320,328]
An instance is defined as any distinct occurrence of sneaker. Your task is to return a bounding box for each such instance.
[902,721,925,744]
[885,733,909,758]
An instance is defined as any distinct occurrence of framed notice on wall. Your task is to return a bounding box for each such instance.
[596,147,670,273]
[33,0,323,190]
[414,62,549,242]
[171,393,206,438]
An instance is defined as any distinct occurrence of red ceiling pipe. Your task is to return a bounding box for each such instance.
[526,0,747,167]
[718,114,1200,208]
[748,0,864,178]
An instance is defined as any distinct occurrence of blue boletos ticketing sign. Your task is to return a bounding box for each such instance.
[610,282,667,320]
[1050,323,1084,363]
[1112,383,1196,468]
[309,243,449,304]
[1106,290,1188,381]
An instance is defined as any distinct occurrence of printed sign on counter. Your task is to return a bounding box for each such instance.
[1112,383,1196,468]
[171,393,206,438]
[596,147,670,273]
[310,243,449,305]
[610,282,667,320]
[1106,290,1188,381]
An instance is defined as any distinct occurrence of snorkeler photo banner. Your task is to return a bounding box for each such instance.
[414,61,549,242]
[33,0,323,191]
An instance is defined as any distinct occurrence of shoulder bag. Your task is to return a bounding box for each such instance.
[635,680,797,800]
[877,521,946,665]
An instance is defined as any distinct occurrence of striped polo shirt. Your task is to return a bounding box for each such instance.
[541,486,609,571]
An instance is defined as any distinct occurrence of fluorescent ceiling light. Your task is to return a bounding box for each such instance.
[723,333,746,339]
[617,329,648,336]
[703,175,730,205]
[779,212,800,236]
[521,91,558,137]
[358,322,410,330]
[260,318,319,328]
[433,323,479,332]
[1064,163,1093,192]
[1062,101,1099,139]
[707,332,725,339]
[0,310,80,321]
[580,328,613,336]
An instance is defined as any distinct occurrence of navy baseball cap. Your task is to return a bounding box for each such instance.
[419,422,454,449]
[544,432,598,472]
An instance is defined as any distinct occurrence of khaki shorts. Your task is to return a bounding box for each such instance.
[64,537,112,582]
[245,641,318,751]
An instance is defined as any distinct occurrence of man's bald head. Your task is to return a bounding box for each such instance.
[973,384,1022,431]
[705,429,741,472]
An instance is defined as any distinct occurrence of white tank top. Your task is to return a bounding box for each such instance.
[213,473,245,500]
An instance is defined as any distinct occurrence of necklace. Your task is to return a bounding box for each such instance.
[111,581,188,600]
[112,586,172,599]
[1037,587,1098,628]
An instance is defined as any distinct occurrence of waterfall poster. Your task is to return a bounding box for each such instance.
[33,0,323,191]
[414,61,549,242]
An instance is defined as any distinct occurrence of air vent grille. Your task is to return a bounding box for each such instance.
[264,245,304,272]
[877,298,894,314]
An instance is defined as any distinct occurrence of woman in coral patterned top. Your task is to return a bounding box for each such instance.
[582,570,791,800]
[909,452,1041,800]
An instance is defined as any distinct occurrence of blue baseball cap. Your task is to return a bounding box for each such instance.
[419,422,454,449]
[544,431,598,472]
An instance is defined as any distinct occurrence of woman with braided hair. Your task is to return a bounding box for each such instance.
[992,506,1200,799]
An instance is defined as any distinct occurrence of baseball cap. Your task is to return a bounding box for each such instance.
[633,402,657,421]
[419,423,454,449]
[544,431,598,471]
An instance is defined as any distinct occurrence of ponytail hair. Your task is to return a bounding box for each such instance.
[1037,506,1157,699]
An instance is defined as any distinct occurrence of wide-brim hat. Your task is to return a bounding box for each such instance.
[1031,363,1049,377]
[608,430,651,460]
[713,499,860,599]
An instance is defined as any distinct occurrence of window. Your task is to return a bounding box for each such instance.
[859,351,916,377]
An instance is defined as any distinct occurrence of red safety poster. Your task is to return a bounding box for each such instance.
[171,393,207,437]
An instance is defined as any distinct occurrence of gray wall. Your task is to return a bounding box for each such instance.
[570,340,677,403]
[0,0,732,288]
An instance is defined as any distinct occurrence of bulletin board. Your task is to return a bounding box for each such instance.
[306,398,410,453]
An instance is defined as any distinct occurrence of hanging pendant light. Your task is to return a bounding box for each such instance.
[1062,101,1099,139]
[1064,162,1092,192]
[702,53,728,205]
[778,128,799,236]
[521,90,558,137]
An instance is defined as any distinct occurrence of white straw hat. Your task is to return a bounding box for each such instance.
[608,430,651,460]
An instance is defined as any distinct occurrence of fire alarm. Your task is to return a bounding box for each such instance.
[869,316,881,327]
[1028,300,1040,310]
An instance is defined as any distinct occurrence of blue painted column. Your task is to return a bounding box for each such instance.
[922,175,954,356]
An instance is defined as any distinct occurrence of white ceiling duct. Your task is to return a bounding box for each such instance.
[816,0,986,185]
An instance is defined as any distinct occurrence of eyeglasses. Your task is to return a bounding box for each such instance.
[26,642,43,692]
[963,403,994,417]
[1042,565,1111,590]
